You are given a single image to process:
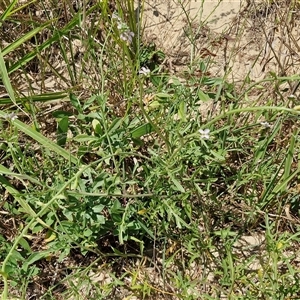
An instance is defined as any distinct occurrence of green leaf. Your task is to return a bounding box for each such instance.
[111,200,123,214]
[0,171,50,229]
[69,93,82,113]
[0,92,68,105]
[19,238,32,253]
[137,220,155,239]
[74,134,99,142]
[156,92,172,98]
[0,164,41,186]
[92,119,103,135]
[93,204,105,213]
[57,116,69,147]
[148,100,161,109]
[282,128,298,191]
[83,228,93,237]
[7,13,79,74]
[0,0,17,22]
[52,110,73,118]
[23,251,52,272]
[0,48,17,105]
[108,117,122,134]
[131,123,153,139]
[11,249,25,262]
[209,150,226,162]
[178,100,187,122]
[150,75,168,87]
[2,23,51,56]
[1,114,79,164]
[198,90,211,102]
[170,176,185,192]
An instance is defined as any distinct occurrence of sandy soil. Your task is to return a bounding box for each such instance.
[141,0,300,93]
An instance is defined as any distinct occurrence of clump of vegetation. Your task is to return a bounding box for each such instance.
[1,0,300,299]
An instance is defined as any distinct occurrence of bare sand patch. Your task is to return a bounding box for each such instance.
[142,0,300,92]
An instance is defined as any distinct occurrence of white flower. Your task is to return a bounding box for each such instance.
[120,30,134,43]
[112,13,134,44]
[112,12,121,22]
[138,66,150,75]
[4,112,18,121]
[260,122,271,128]
[199,128,210,139]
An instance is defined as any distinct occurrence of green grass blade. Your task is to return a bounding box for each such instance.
[0,112,78,164]
[10,0,38,15]
[253,119,281,164]
[281,128,299,192]
[0,173,50,229]
[0,47,18,105]
[13,119,78,164]
[0,0,18,22]
[2,23,51,56]
[0,91,68,105]
[8,14,79,74]
[0,164,42,185]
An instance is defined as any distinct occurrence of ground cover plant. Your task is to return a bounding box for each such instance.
[1,0,300,299]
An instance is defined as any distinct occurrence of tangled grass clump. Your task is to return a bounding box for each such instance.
[1,0,300,299]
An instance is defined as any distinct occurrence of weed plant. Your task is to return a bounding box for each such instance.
[1,0,300,299]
